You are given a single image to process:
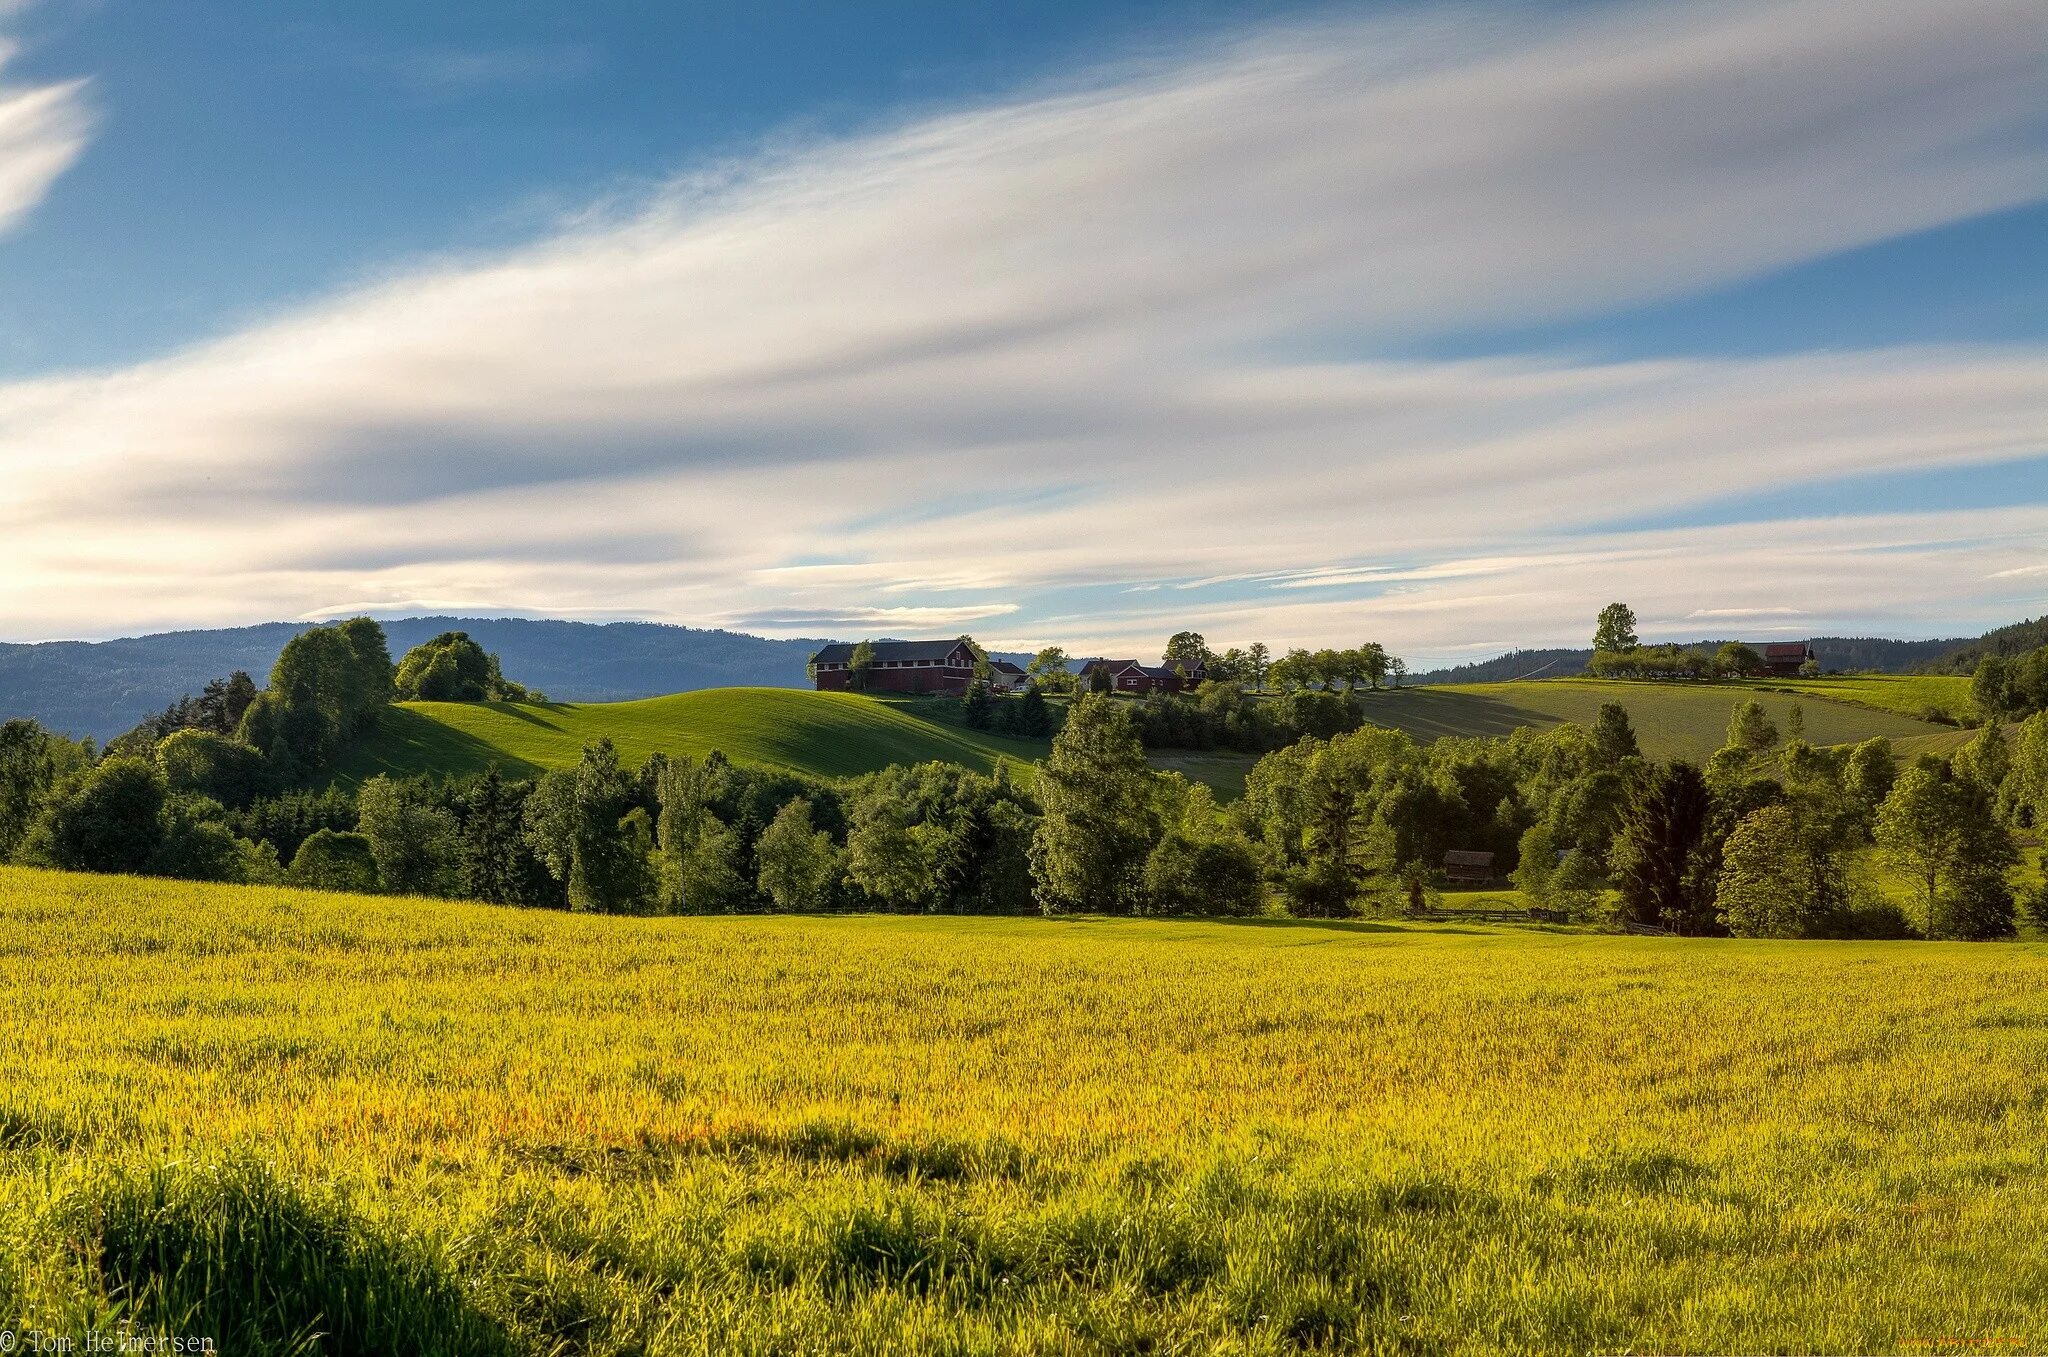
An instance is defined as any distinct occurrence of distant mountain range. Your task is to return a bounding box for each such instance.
[1,617,835,740]
[1409,634,1977,686]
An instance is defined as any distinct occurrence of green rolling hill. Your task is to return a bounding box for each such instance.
[325,675,1965,795]
[1351,677,1955,759]
[330,688,1050,786]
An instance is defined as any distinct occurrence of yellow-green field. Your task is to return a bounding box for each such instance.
[1760,673,1975,720]
[1373,677,1947,758]
[3,865,2046,1353]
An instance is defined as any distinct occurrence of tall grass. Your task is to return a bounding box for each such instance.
[1,864,2044,1353]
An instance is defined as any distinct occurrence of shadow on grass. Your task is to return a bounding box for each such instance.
[1357,688,1559,740]
[489,700,569,730]
[329,706,545,785]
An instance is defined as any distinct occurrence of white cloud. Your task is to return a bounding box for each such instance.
[0,0,2044,655]
[0,40,88,235]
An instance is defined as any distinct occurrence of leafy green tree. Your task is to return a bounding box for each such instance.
[1027,646,1072,692]
[1164,632,1211,667]
[755,796,839,911]
[1355,641,1391,690]
[1144,829,1262,916]
[237,619,394,777]
[2009,712,2048,830]
[1290,750,1369,916]
[1031,695,1158,914]
[1972,655,2011,720]
[393,631,528,702]
[1513,822,1559,901]
[1952,720,2013,806]
[1844,737,1898,830]
[1593,603,1639,654]
[150,792,261,882]
[1716,803,1843,938]
[335,617,397,713]
[355,775,458,896]
[289,828,381,893]
[661,807,751,913]
[1714,642,1763,678]
[1875,764,2017,940]
[523,739,653,913]
[847,640,878,692]
[1609,760,1718,933]
[0,719,64,862]
[846,796,936,910]
[155,729,268,809]
[1246,642,1271,690]
[19,757,167,875]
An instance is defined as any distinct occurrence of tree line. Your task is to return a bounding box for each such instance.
[5,611,2043,937]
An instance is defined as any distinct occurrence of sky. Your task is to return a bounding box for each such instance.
[0,0,2043,666]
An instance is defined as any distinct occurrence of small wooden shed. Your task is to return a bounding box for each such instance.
[1442,849,1497,883]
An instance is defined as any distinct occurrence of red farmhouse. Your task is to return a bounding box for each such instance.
[1080,657,1207,695]
[809,639,978,695]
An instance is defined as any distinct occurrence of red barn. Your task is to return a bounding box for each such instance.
[1761,642,1815,677]
[809,639,977,695]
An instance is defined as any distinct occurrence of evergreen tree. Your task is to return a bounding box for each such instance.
[960,678,995,729]
[1726,700,1779,753]
[1609,760,1717,933]
[1030,695,1158,914]
[459,767,541,905]
[1017,684,1052,738]
[1591,702,1639,767]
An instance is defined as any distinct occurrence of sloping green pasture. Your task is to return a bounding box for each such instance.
[330,687,1049,785]
[1368,678,1941,758]
[2,865,2045,1353]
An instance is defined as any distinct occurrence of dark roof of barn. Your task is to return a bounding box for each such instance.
[1442,850,1496,867]
[1081,658,1141,672]
[1762,642,1811,660]
[809,639,968,665]
[989,659,1027,675]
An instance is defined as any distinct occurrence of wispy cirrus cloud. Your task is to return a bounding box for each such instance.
[0,39,87,235]
[0,0,2044,654]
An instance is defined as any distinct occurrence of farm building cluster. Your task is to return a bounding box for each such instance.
[808,640,1207,697]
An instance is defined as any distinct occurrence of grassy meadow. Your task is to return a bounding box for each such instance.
[1366,677,1946,759]
[3,864,2046,1353]
[331,687,1050,786]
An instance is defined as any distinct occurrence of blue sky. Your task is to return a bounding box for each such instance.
[1,0,2044,663]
